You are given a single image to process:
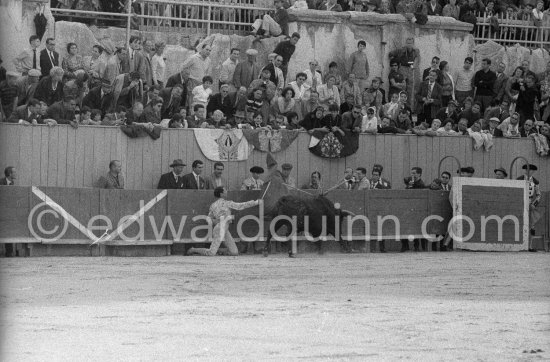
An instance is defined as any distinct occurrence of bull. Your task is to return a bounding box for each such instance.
[262,194,355,257]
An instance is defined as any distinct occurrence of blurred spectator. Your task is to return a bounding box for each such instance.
[151,41,166,87]
[16,69,40,106]
[324,61,342,91]
[182,43,212,106]
[0,71,21,118]
[442,0,460,19]
[302,171,322,190]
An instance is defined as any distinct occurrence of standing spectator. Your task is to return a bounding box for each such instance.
[263,54,285,90]
[388,61,407,98]
[318,75,341,110]
[0,72,21,118]
[151,41,166,87]
[233,49,259,90]
[442,0,460,19]
[370,164,391,189]
[0,56,5,84]
[13,35,41,76]
[62,43,85,76]
[219,48,240,89]
[181,160,208,189]
[341,73,361,106]
[402,167,425,252]
[182,44,212,107]
[362,77,385,115]
[473,58,497,112]
[114,71,144,110]
[83,44,105,89]
[40,38,60,79]
[454,56,474,105]
[242,166,265,190]
[389,37,420,103]
[513,74,541,125]
[319,0,343,10]
[324,62,342,91]
[504,66,524,104]
[157,159,186,189]
[493,62,508,103]
[427,0,443,15]
[422,56,441,82]
[347,40,370,92]
[124,36,142,73]
[304,59,324,91]
[97,160,124,189]
[273,33,300,80]
[206,162,228,190]
[16,69,40,106]
[438,61,455,107]
[416,69,443,124]
[100,45,123,85]
[139,39,155,87]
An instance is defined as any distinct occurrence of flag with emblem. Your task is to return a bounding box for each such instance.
[194,129,252,161]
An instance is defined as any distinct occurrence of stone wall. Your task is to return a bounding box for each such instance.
[474,40,550,76]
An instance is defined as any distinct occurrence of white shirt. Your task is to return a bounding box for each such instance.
[361,115,378,132]
[303,69,323,89]
[151,54,166,85]
[288,81,310,101]
[192,85,213,105]
[219,57,238,84]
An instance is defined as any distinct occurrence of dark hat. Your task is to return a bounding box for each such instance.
[390,60,399,66]
[522,164,538,171]
[458,167,475,174]
[291,32,300,39]
[266,153,277,169]
[129,71,141,80]
[494,167,508,177]
[170,159,186,167]
[100,78,112,86]
[250,166,264,174]
[281,163,293,170]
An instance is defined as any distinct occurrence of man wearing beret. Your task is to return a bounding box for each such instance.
[517,164,542,237]
[157,159,186,189]
[241,166,265,190]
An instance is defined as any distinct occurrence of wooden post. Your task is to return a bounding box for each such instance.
[126,0,132,47]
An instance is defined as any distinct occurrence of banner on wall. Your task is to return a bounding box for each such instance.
[194,129,251,161]
[242,129,299,153]
[308,130,359,158]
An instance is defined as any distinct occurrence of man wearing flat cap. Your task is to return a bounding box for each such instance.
[457,166,475,177]
[484,117,503,137]
[16,69,40,106]
[233,49,260,90]
[494,167,507,179]
[517,164,542,235]
[241,166,265,190]
[157,159,186,189]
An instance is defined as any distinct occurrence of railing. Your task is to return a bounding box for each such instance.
[50,0,272,39]
[474,12,550,48]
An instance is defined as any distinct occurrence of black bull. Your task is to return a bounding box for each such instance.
[262,194,355,257]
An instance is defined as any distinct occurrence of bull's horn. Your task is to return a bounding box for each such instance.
[342,209,356,217]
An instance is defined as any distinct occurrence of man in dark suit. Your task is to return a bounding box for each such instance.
[181,160,209,189]
[82,79,116,116]
[157,159,186,189]
[115,72,143,110]
[45,96,78,126]
[7,98,41,124]
[434,99,460,124]
[165,69,189,89]
[422,56,440,82]
[0,166,16,185]
[416,69,443,124]
[40,38,60,79]
[484,117,504,137]
[206,84,233,118]
[159,84,185,119]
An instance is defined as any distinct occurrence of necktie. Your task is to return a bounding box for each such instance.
[427,83,433,99]
[50,51,55,66]
[196,175,200,189]
[33,49,37,69]
[175,175,179,183]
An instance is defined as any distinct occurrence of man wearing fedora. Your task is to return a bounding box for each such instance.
[157,159,186,189]
[517,164,542,237]
[241,166,265,190]
[494,167,507,179]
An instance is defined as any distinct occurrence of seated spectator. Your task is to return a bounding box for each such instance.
[82,79,116,117]
[62,43,85,76]
[242,111,269,129]
[34,66,64,106]
[261,54,285,90]
[361,106,379,133]
[97,160,124,189]
[288,72,311,118]
[191,76,213,109]
[125,102,155,133]
[459,101,483,127]
[388,62,407,98]
[274,86,296,118]
[0,71,20,118]
[484,117,503,137]
[427,0,443,15]
[63,72,89,107]
[301,90,321,118]
[340,93,356,115]
[79,106,92,125]
[285,112,304,130]
[397,91,412,115]
[521,119,537,137]
[142,98,163,124]
[201,110,231,129]
[434,99,460,124]
[16,68,40,106]
[207,84,233,118]
[187,104,207,128]
[249,69,277,102]
[318,0,343,11]
[373,117,402,134]
[45,95,78,127]
[381,92,401,121]
[142,84,161,106]
[251,0,289,38]
[303,59,323,91]
[341,73,361,107]
[300,106,326,131]
[442,0,459,18]
[167,114,187,128]
[455,117,469,135]
[318,75,341,110]
[102,105,127,126]
[160,84,185,119]
[246,88,269,120]
[437,119,458,135]
[241,166,265,190]
[302,171,322,190]
[114,71,144,110]
[87,108,103,126]
[393,108,413,132]
[499,112,521,138]
[322,103,345,134]
[341,104,363,133]
[7,97,41,124]
[37,101,55,126]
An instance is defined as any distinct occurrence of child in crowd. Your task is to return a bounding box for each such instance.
[191,76,213,111]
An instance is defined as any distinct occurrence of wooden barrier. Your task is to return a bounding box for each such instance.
[1,124,548,193]
[0,186,547,256]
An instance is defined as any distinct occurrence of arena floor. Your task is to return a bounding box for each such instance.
[1,252,549,361]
